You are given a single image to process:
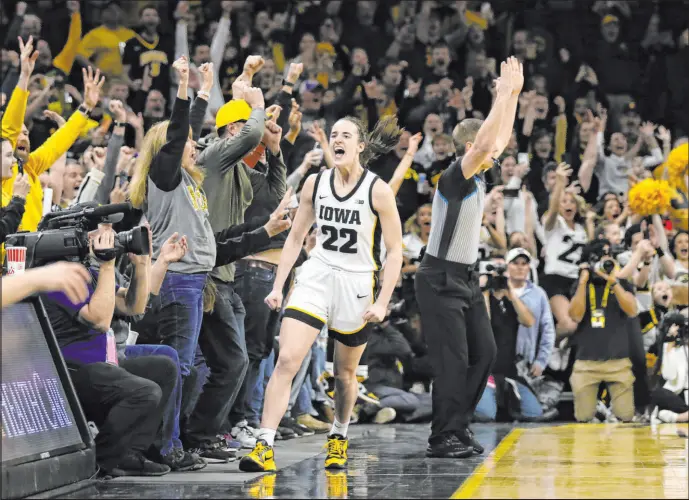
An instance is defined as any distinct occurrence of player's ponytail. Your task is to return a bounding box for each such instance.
[362,115,404,166]
[341,115,404,167]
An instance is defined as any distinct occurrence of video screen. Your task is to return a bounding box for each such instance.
[1,302,84,464]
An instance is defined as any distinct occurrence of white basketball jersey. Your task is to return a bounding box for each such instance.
[309,169,382,274]
[544,215,588,279]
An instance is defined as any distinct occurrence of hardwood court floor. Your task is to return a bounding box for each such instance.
[452,423,689,499]
[60,423,688,499]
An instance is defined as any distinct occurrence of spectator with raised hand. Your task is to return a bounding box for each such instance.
[541,163,589,337]
[2,39,104,232]
[216,99,292,450]
[287,149,323,192]
[284,98,303,149]
[195,65,266,404]
[75,99,128,205]
[126,55,223,456]
[586,115,664,199]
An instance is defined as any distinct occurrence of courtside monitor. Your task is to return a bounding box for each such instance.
[1,297,94,498]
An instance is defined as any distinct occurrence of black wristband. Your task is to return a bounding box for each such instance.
[656,247,665,258]
[282,80,295,88]
[113,120,126,127]
[78,104,92,117]
[94,248,117,262]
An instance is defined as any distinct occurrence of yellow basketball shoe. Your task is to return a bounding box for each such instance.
[238,440,277,472]
[324,434,348,469]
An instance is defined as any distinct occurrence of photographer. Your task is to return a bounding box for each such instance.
[568,239,638,423]
[475,249,555,421]
[40,222,177,477]
[651,311,689,423]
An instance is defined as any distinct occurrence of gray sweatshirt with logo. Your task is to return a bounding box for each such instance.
[144,96,216,274]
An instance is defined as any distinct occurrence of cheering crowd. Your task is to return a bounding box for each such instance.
[2,0,688,478]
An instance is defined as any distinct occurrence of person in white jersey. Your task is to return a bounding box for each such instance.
[541,162,589,336]
[239,115,404,473]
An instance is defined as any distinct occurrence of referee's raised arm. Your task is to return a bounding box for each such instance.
[416,56,524,460]
[459,57,523,179]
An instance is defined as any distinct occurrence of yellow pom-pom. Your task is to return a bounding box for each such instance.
[655,143,688,193]
[628,178,674,216]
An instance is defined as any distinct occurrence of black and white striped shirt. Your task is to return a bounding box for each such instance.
[426,157,486,264]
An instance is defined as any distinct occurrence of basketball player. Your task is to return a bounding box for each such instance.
[415,57,523,459]
[541,162,589,336]
[239,115,404,472]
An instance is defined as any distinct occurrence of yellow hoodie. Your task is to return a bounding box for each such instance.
[1,87,89,232]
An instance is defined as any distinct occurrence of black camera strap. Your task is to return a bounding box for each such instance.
[589,283,611,329]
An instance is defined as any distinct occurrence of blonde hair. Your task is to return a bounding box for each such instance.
[129,121,203,208]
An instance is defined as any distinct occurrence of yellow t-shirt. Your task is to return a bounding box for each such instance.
[77,25,135,77]
[1,88,89,233]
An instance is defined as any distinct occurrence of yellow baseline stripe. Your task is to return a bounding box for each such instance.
[450,428,523,499]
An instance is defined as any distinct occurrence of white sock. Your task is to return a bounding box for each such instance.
[658,410,679,423]
[257,428,276,447]
[330,418,349,438]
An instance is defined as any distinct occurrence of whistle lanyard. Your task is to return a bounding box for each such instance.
[589,283,611,328]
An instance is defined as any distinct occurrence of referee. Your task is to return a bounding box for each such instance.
[416,57,523,459]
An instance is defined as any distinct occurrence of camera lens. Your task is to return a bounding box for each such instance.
[602,259,615,275]
[115,226,150,255]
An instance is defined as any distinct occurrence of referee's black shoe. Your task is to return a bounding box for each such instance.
[455,427,484,455]
[425,435,473,459]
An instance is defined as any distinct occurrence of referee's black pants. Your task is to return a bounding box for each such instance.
[415,254,496,443]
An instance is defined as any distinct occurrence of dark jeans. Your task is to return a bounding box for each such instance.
[628,319,651,411]
[652,387,689,414]
[184,279,248,446]
[415,255,497,443]
[228,261,280,425]
[69,356,177,469]
[135,272,206,444]
[125,344,182,455]
[143,272,207,378]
